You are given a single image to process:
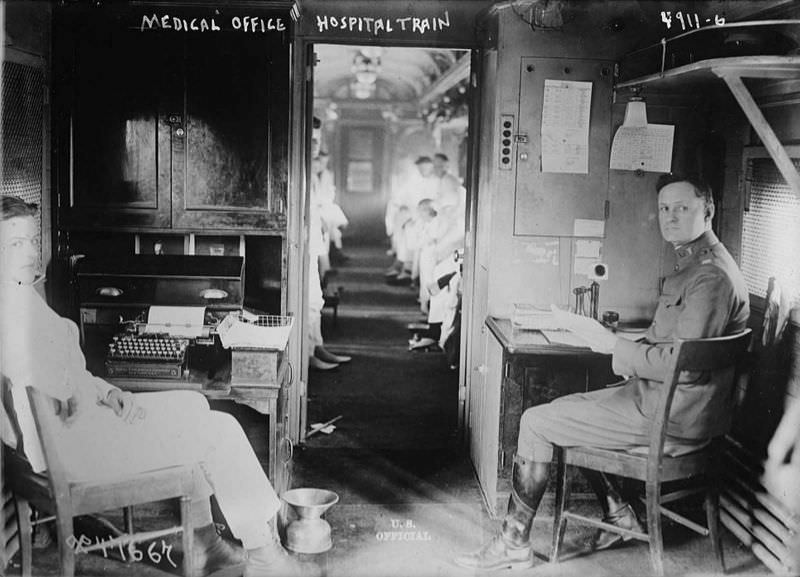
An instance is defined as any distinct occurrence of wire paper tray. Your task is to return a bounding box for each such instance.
[217,313,294,350]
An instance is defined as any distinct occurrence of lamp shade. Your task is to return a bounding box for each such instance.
[623,98,648,127]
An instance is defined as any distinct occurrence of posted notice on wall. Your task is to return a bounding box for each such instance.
[610,124,675,173]
[541,79,592,174]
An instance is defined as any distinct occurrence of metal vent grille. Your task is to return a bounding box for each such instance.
[1,60,44,236]
[741,158,800,303]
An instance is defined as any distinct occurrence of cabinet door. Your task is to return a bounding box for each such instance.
[514,58,613,236]
[171,32,289,230]
[57,8,174,229]
[470,331,503,516]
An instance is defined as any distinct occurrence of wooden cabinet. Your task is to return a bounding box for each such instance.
[55,3,290,232]
[472,318,618,516]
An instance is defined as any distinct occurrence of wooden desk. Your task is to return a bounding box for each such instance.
[473,317,618,516]
[108,358,293,497]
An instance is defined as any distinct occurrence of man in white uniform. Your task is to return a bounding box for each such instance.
[0,196,316,577]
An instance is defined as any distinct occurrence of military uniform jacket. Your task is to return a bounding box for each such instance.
[610,230,750,441]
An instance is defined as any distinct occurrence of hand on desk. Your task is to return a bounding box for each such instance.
[550,305,618,354]
[101,389,146,424]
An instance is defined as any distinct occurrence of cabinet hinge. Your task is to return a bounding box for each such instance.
[499,448,506,469]
[503,362,510,379]
[604,200,610,220]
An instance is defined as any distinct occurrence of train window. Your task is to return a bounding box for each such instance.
[740,155,800,304]
[1,60,45,260]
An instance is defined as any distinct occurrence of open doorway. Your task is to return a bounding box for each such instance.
[303,44,473,452]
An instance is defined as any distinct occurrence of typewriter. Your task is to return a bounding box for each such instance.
[77,254,245,380]
[105,332,190,379]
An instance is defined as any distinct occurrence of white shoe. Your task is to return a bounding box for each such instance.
[309,356,338,371]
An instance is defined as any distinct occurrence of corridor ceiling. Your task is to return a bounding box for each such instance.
[313,45,468,103]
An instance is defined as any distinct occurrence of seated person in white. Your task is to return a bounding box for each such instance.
[417,173,466,314]
[0,196,317,577]
[432,153,462,208]
[409,198,438,290]
[386,156,438,280]
[314,152,349,259]
[307,163,351,371]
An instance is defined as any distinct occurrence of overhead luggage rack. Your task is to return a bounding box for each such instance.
[614,20,800,198]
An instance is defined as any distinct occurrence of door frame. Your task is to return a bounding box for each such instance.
[285,39,313,445]
[288,38,484,444]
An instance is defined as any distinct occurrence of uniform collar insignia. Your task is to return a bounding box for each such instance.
[675,231,719,265]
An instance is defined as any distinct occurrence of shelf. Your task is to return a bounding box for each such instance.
[616,55,800,91]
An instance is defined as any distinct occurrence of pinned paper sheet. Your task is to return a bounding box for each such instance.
[541,79,592,174]
[573,219,605,238]
[522,239,559,266]
[610,124,674,173]
[145,306,205,338]
[575,240,602,258]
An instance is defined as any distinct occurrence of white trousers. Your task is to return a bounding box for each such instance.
[53,391,281,549]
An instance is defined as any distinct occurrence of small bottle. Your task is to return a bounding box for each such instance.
[602,310,620,330]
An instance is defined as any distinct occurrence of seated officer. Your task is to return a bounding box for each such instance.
[456,174,750,570]
[0,196,317,577]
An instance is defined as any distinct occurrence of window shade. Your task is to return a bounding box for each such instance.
[741,157,800,303]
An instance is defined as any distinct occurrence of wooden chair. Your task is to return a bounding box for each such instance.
[6,386,199,577]
[550,330,752,576]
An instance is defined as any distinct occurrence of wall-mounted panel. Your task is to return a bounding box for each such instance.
[514,57,613,237]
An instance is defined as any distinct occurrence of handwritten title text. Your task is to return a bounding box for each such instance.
[315,11,450,36]
[141,14,286,33]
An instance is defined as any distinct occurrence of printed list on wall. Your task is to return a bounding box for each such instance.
[541,80,592,174]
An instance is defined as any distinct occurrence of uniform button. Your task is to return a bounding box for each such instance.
[674,265,679,271]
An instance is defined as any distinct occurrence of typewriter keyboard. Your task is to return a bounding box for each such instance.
[105,334,189,379]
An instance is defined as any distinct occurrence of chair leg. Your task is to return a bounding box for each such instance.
[15,498,33,577]
[645,481,664,577]
[123,506,134,535]
[123,506,135,564]
[705,484,725,573]
[55,516,76,577]
[550,448,570,564]
[180,496,194,577]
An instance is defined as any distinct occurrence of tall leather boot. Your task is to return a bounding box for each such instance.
[581,470,643,551]
[454,455,549,571]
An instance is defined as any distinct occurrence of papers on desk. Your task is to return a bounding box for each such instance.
[144,306,205,338]
[512,305,565,331]
[540,330,591,348]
